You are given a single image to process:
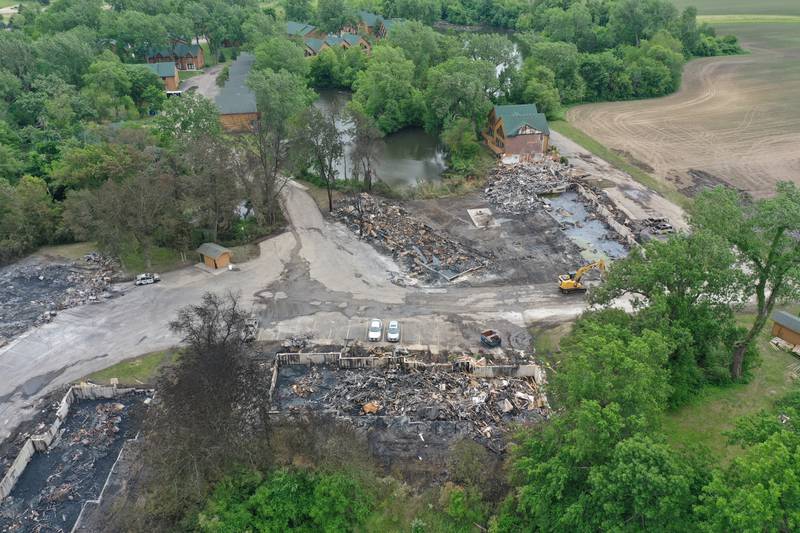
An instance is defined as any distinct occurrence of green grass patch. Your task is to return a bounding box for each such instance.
[119,245,189,274]
[550,119,691,209]
[179,70,203,81]
[85,350,176,387]
[34,241,97,261]
[662,311,799,464]
[0,1,18,9]
[699,14,800,24]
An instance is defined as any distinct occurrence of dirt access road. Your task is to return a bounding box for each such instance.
[566,24,800,198]
[0,181,592,443]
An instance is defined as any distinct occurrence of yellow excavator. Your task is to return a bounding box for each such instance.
[558,260,606,294]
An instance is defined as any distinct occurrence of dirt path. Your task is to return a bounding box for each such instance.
[566,24,800,198]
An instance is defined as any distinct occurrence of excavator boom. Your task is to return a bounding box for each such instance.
[558,260,606,294]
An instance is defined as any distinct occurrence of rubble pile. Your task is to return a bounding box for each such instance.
[634,217,676,241]
[292,368,549,450]
[485,161,574,214]
[0,254,121,342]
[334,194,490,281]
[0,400,135,532]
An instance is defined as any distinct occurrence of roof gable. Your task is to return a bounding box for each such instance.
[305,38,327,52]
[493,104,549,136]
[358,10,380,26]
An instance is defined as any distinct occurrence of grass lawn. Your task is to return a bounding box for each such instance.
[550,119,691,209]
[672,0,800,17]
[85,350,176,387]
[0,1,18,9]
[179,70,203,81]
[662,310,800,464]
[34,241,96,261]
[119,245,190,274]
[699,14,800,24]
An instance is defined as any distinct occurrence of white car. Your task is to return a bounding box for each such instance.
[134,273,160,286]
[385,320,401,342]
[367,319,383,342]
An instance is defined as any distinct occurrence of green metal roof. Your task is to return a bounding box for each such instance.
[493,104,549,136]
[305,38,327,53]
[215,53,257,115]
[773,310,800,333]
[197,242,231,259]
[287,21,316,36]
[358,10,380,27]
[325,35,344,47]
[147,43,202,58]
[342,34,361,45]
[143,62,177,78]
[382,18,403,31]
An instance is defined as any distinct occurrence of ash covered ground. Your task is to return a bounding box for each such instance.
[0,254,124,344]
[0,396,145,533]
[275,365,549,473]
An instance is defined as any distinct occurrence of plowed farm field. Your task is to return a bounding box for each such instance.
[566,24,800,198]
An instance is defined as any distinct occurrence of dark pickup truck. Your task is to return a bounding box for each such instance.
[480,329,502,348]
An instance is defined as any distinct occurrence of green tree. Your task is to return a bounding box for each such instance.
[351,45,423,134]
[441,117,480,174]
[587,435,705,532]
[696,431,800,532]
[387,0,441,25]
[527,42,585,103]
[520,65,561,119]
[34,29,95,86]
[0,31,36,85]
[294,106,342,212]
[253,37,310,79]
[283,0,313,22]
[692,183,800,380]
[387,20,440,78]
[317,0,354,33]
[423,56,495,133]
[82,52,135,120]
[246,68,315,225]
[579,51,632,101]
[155,92,221,145]
[556,319,672,422]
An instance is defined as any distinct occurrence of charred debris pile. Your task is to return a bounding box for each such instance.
[0,253,122,344]
[334,194,491,282]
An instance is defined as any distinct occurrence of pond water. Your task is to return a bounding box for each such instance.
[313,90,447,187]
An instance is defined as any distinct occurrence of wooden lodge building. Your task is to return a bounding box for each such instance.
[215,53,258,132]
[147,43,205,71]
[144,61,180,92]
[484,104,550,158]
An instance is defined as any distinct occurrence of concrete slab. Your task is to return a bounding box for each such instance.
[466,208,500,229]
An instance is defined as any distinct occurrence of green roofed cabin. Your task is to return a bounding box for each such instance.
[147,42,205,71]
[303,38,329,57]
[484,104,550,158]
[143,62,179,92]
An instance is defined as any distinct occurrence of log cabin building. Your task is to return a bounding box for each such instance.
[484,104,550,158]
[144,61,180,92]
[147,43,205,71]
[215,53,259,133]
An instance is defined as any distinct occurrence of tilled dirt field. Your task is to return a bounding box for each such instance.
[566,24,800,198]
